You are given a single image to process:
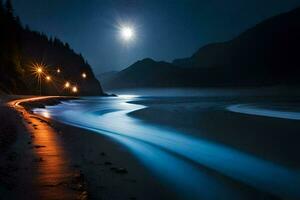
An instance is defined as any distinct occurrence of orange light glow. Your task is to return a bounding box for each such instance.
[64,81,70,88]
[31,63,47,79]
[57,68,61,73]
[72,86,78,93]
[82,73,87,78]
[8,96,73,199]
[46,76,51,81]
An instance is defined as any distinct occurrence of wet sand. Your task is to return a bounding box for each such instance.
[30,95,300,199]
[0,105,32,199]
[2,94,300,199]
[51,119,178,200]
[3,97,86,199]
[1,96,176,200]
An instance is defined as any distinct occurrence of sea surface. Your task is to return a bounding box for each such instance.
[33,90,300,200]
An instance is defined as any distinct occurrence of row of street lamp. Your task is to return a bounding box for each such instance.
[34,64,87,95]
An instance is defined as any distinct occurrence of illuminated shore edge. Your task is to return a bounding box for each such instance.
[227,104,300,120]
[33,96,300,199]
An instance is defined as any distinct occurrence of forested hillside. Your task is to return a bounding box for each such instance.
[0,0,103,95]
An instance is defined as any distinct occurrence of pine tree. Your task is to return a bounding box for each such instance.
[0,1,5,27]
[0,1,4,15]
[4,0,13,17]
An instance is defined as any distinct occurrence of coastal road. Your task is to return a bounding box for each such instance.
[8,96,87,200]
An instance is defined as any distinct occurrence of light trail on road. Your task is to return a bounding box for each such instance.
[9,96,85,200]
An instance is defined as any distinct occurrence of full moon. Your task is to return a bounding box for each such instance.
[120,26,135,41]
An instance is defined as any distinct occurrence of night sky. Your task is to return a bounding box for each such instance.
[12,0,300,74]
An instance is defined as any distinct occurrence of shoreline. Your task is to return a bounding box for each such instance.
[3,95,300,199]
[37,95,300,199]
[5,96,88,199]
[1,96,176,200]
[128,97,300,168]
[17,96,78,110]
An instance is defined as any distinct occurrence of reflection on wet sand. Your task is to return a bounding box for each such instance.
[9,97,85,200]
[39,96,300,200]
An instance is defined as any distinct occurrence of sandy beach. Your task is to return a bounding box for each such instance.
[0,96,177,200]
[2,0,300,199]
[1,94,300,200]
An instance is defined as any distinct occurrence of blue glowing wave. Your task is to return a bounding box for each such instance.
[34,97,300,199]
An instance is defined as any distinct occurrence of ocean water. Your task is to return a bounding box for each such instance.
[33,94,300,200]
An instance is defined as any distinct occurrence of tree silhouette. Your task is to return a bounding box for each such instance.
[0,1,103,95]
[4,0,13,17]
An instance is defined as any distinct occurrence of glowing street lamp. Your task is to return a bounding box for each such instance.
[72,86,78,93]
[32,63,45,76]
[31,63,47,95]
[34,65,44,96]
[64,81,70,88]
[37,67,43,73]
[82,72,87,79]
[57,68,61,73]
[46,76,51,81]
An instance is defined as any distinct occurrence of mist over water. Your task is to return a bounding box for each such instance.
[34,92,300,200]
[108,87,300,97]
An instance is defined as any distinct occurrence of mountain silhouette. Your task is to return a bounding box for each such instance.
[100,7,300,90]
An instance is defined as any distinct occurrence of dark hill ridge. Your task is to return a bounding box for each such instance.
[97,71,118,83]
[0,0,103,95]
[101,7,300,90]
[174,7,300,79]
[21,29,104,96]
[102,58,186,89]
[116,58,184,87]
